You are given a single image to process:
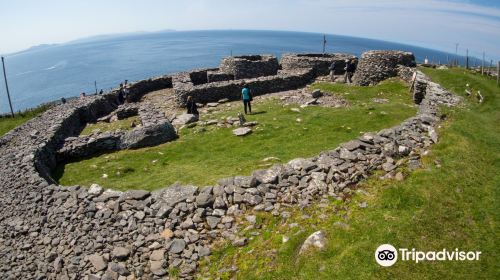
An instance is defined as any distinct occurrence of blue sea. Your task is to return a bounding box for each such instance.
[1,30,461,113]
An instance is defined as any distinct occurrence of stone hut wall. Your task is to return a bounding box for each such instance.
[174,68,315,106]
[396,65,416,83]
[219,55,279,79]
[126,75,173,102]
[207,70,234,83]
[56,98,178,163]
[352,50,416,86]
[280,53,356,76]
[189,68,219,85]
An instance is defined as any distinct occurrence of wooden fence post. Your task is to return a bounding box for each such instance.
[1,57,14,117]
[497,61,499,86]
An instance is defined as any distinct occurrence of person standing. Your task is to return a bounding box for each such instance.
[241,82,252,114]
[186,96,199,115]
[117,83,125,104]
[344,59,357,84]
[123,83,130,103]
[329,61,337,82]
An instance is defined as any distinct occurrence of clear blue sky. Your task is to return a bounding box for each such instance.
[1,0,499,60]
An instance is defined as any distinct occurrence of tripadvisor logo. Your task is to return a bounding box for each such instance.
[375,244,482,267]
[375,244,398,267]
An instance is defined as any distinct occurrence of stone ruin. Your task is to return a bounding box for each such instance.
[172,54,316,106]
[172,53,364,107]
[352,50,416,86]
[280,53,356,76]
[0,50,464,279]
[52,77,178,164]
[219,55,279,79]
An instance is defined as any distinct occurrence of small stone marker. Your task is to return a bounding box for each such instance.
[299,230,326,254]
[238,112,246,126]
[233,127,252,136]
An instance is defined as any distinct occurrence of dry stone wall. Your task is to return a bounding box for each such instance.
[173,53,360,107]
[281,53,357,76]
[219,55,279,79]
[207,70,234,83]
[57,98,177,163]
[125,76,173,102]
[352,50,416,86]
[174,68,315,106]
[0,51,462,279]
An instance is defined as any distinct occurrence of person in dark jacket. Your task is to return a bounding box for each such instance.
[344,59,357,84]
[117,83,125,104]
[241,82,252,114]
[186,96,199,115]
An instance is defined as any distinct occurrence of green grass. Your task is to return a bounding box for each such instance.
[0,105,51,137]
[197,68,499,279]
[53,79,415,191]
[80,115,140,136]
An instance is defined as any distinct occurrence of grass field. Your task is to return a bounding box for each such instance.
[80,115,140,136]
[54,79,416,191]
[197,68,499,279]
[0,105,51,137]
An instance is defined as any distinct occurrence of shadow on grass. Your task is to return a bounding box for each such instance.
[249,111,267,115]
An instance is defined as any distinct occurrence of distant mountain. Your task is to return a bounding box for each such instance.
[9,43,59,56]
[67,29,177,44]
[8,29,178,56]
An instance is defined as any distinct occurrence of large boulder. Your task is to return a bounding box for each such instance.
[120,121,177,149]
[172,114,199,126]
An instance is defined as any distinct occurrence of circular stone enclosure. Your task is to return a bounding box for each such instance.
[280,53,357,76]
[219,55,279,79]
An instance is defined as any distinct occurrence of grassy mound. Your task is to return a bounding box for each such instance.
[53,79,415,191]
[197,68,499,279]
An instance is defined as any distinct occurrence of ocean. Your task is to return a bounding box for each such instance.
[1,30,461,114]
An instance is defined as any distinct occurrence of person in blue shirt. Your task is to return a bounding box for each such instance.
[241,82,252,114]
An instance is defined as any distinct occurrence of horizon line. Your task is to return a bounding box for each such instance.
[3,29,493,61]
